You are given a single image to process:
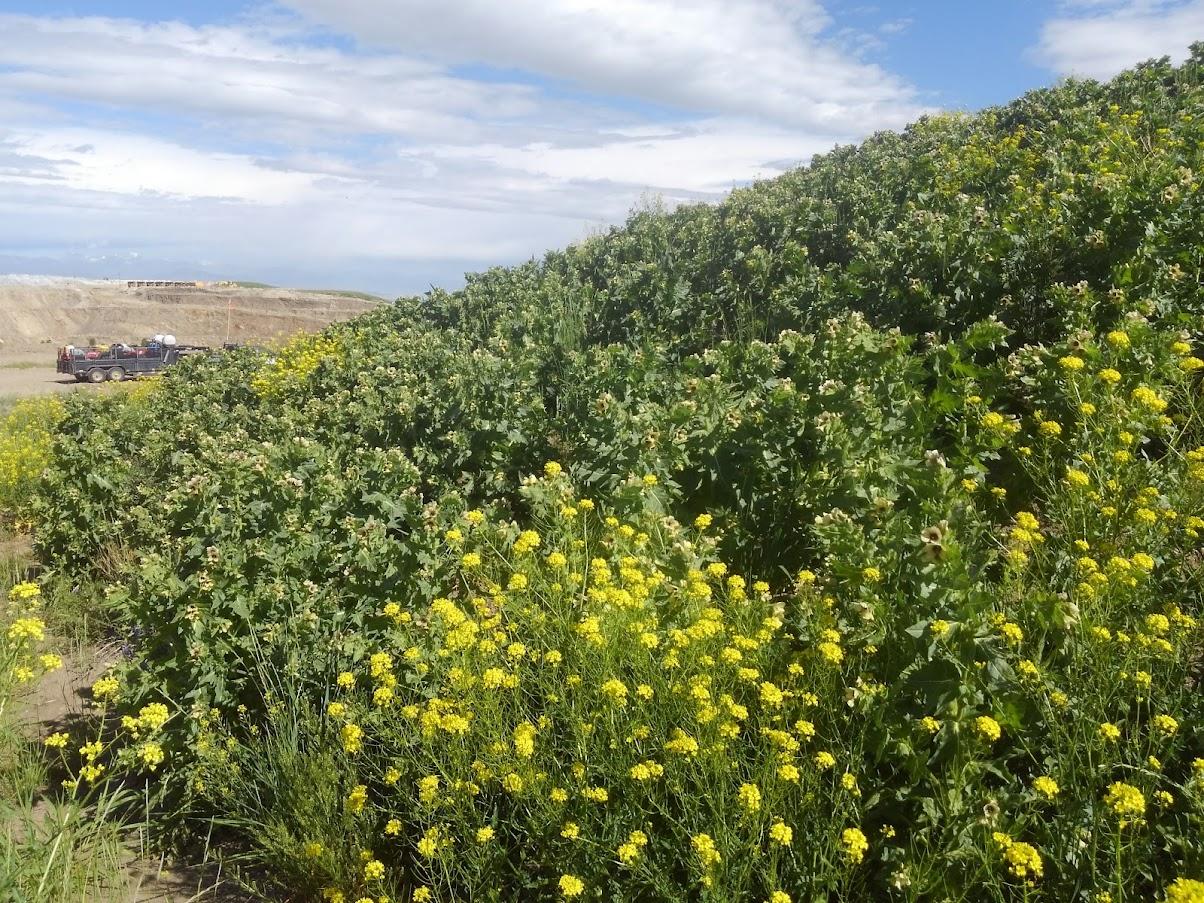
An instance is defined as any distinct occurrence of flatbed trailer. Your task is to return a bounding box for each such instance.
[56,345,210,383]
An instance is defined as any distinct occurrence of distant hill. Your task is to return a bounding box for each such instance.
[0,276,384,350]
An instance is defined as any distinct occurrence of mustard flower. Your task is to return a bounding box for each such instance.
[341,722,364,754]
[1032,776,1060,800]
[558,875,584,898]
[1001,840,1043,881]
[975,715,1002,743]
[1165,878,1204,903]
[363,860,384,881]
[1153,714,1179,736]
[841,827,868,864]
[737,783,761,813]
[1104,782,1145,818]
[347,784,368,814]
[691,833,721,868]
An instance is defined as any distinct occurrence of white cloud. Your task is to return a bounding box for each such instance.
[1,128,322,204]
[282,0,925,133]
[0,14,541,142]
[0,7,925,294]
[1034,1,1204,79]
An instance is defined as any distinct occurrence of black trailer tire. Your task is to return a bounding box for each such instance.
[87,368,107,384]
[108,367,126,382]
[75,373,87,382]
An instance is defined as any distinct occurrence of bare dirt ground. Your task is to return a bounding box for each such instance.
[0,276,382,398]
[0,352,79,398]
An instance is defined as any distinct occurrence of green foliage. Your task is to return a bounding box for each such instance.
[18,51,1204,901]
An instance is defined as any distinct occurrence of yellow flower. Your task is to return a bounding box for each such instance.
[336,671,356,690]
[769,819,793,846]
[691,833,721,869]
[138,741,165,771]
[1032,776,1059,800]
[560,822,580,840]
[694,514,713,530]
[476,826,495,843]
[412,890,432,903]
[737,783,761,813]
[768,893,792,903]
[91,675,120,701]
[1059,355,1085,370]
[43,732,69,749]
[601,678,628,705]
[347,784,368,814]
[341,722,364,754]
[1105,330,1130,349]
[1104,782,1145,817]
[1002,841,1043,880]
[815,751,836,770]
[840,827,868,864]
[1098,367,1121,385]
[1152,714,1179,736]
[1038,420,1062,437]
[363,860,385,881]
[385,819,402,836]
[777,763,801,783]
[303,841,324,859]
[417,827,441,858]
[543,461,563,478]
[975,716,1002,743]
[1130,386,1167,412]
[558,874,585,898]
[1065,468,1090,488]
[1165,878,1204,903]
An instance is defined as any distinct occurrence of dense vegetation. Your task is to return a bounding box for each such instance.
[8,51,1204,902]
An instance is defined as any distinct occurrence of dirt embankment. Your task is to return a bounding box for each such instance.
[0,277,384,397]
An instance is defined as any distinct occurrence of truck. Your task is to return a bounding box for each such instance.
[56,342,211,383]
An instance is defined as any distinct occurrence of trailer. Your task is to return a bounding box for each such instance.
[56,343,210,383]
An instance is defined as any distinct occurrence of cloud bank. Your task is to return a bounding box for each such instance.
[0,5,924,294]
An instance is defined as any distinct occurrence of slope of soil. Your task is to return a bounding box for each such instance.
[0,277,383,353]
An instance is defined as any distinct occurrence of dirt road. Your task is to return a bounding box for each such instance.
[0,352,80,398]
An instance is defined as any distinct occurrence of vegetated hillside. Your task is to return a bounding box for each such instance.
[25,53,1204,902]
[0,277,382,351]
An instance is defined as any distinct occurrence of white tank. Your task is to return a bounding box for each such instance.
[163,334,177,346]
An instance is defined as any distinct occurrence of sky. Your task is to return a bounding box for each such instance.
[0,1,1200,297]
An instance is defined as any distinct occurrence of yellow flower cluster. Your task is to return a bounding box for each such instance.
[0,396,64,516]
[250,332,344,399]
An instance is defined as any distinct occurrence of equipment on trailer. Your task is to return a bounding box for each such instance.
[56,340,211,383]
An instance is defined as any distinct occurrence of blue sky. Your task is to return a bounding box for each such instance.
[0,1,1200,297]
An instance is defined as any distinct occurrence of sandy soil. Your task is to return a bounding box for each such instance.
[0,352,81,398]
